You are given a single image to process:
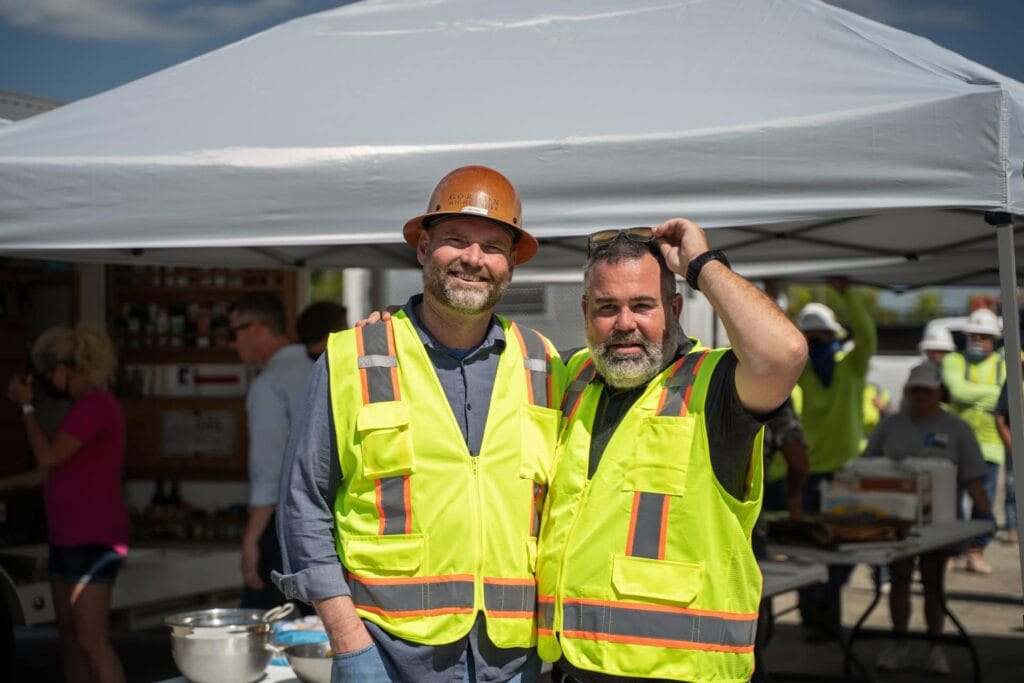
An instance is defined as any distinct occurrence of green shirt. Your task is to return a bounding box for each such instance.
[797,288,877,473]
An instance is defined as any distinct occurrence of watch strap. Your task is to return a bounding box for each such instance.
[685,250,730,291]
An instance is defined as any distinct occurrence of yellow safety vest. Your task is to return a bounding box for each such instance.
[537,344,764,682]
[326,312,564,647]
[944,350,1005,463]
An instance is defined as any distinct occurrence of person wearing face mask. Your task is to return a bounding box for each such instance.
[793,279,876,639]
[941,307,1004,573]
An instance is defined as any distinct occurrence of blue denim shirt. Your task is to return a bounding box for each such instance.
[274,296,534,681]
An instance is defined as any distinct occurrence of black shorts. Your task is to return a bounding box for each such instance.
[48,544,125,585]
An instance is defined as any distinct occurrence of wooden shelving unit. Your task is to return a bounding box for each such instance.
[106,266,297,480]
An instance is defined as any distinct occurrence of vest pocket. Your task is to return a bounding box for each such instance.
[343,533,425,573]
[519,404,559,485]
[623,416,694,496]
[357,401,415,478]
[611,554,704,605]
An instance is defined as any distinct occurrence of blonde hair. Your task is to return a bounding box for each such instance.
[32,323,118,390]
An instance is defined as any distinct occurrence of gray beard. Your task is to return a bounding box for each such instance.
[422,260,510,314]
[587,326,678,390]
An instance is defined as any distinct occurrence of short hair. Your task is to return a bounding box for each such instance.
[32,323,118,389]
[297,301,348,345]
[583,234,677,302]
[228,292,287,336]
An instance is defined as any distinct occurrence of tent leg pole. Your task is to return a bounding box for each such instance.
[995,220,1024,617]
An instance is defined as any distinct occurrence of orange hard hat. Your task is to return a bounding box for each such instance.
[403,165,538,264]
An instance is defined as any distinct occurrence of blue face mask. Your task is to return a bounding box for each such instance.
[808,338,841,387]
[965,342,990,363]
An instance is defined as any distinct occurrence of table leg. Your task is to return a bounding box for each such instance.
[841,568,881,680]
[940,596,982,683]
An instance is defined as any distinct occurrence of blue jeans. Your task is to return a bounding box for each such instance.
[462,650,541,682]
[965,461,999,548]
[331,644,394,683]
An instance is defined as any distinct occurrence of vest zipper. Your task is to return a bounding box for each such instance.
[472,454,483,611]
[555,477,592,632]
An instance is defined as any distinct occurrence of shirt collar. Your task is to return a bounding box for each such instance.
[403,294,506,358]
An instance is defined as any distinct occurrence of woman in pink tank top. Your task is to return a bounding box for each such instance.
[4,323,128,683]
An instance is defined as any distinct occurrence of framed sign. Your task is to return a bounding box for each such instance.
[160,410,236,457]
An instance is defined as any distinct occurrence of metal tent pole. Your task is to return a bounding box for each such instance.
[991,213,1024,614]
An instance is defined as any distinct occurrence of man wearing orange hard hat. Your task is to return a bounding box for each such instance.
[275,166,566,681]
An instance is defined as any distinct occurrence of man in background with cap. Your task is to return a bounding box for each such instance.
[274,166,565,681]
[942,307,1005,573]
[793,278,876,637]
[864,361,990,675]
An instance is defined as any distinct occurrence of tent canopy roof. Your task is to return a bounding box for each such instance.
[1,0,1022,287]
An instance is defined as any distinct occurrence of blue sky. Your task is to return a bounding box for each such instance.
[1,0,1022,103]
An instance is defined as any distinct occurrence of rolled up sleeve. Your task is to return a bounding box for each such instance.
[272,355,350,603]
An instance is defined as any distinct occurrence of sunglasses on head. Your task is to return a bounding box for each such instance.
[586,227,655,256]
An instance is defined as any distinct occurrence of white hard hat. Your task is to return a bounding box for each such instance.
[918,324,955,352]
[962,308,1001,337]
[797,302,844,335]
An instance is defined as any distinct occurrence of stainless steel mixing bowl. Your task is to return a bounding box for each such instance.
[165,608,272,683]
[282,641,332,683]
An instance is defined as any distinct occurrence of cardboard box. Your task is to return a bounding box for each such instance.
[825,460,933,525]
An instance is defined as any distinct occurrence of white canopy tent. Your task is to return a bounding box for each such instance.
[0,0,1023,589]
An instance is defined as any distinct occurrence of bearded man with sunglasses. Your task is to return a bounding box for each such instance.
[537,219,807,683]
[228,292,314,609]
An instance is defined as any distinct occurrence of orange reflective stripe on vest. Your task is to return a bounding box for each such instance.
[356,321,400,404]
[560,359,596,421]
[355,322,410,536]
[482,578,537,619]
[511,323,554,409]
[559,598,757,653]
[656,350,709,417]
[625,351,710,560]
[348,572,475,617]
[347,573,537,619]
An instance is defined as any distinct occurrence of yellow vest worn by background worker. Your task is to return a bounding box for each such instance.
[537,344,764,682]
[326,312,565,647]
[942,350,1005,464]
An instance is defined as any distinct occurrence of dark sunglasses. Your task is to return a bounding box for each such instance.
[228,320,255,342]
[586,227,654,256]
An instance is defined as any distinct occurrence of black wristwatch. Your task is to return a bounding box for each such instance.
[685,250,730,291]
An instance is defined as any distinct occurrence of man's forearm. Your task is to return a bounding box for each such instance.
[314,595,373,653]
[244,503,276,545]
[997,415,1012,451]
[700,262,807,411]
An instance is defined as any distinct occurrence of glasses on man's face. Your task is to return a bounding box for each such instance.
[228,320,255,342]
[586,227,655,256]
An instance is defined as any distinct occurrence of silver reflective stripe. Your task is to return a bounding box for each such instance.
[359,322,397,404]
[516,325,552,408]
[629,492,667,559]
[378,476,409,535]
[562,600,757,650]
[538,599,556,631]
[560,362,596,415]
[358,354,398,369]
[658,351,707,417]
[523,358,548,373]
[484,581,536,615]
[349,576,475,614]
